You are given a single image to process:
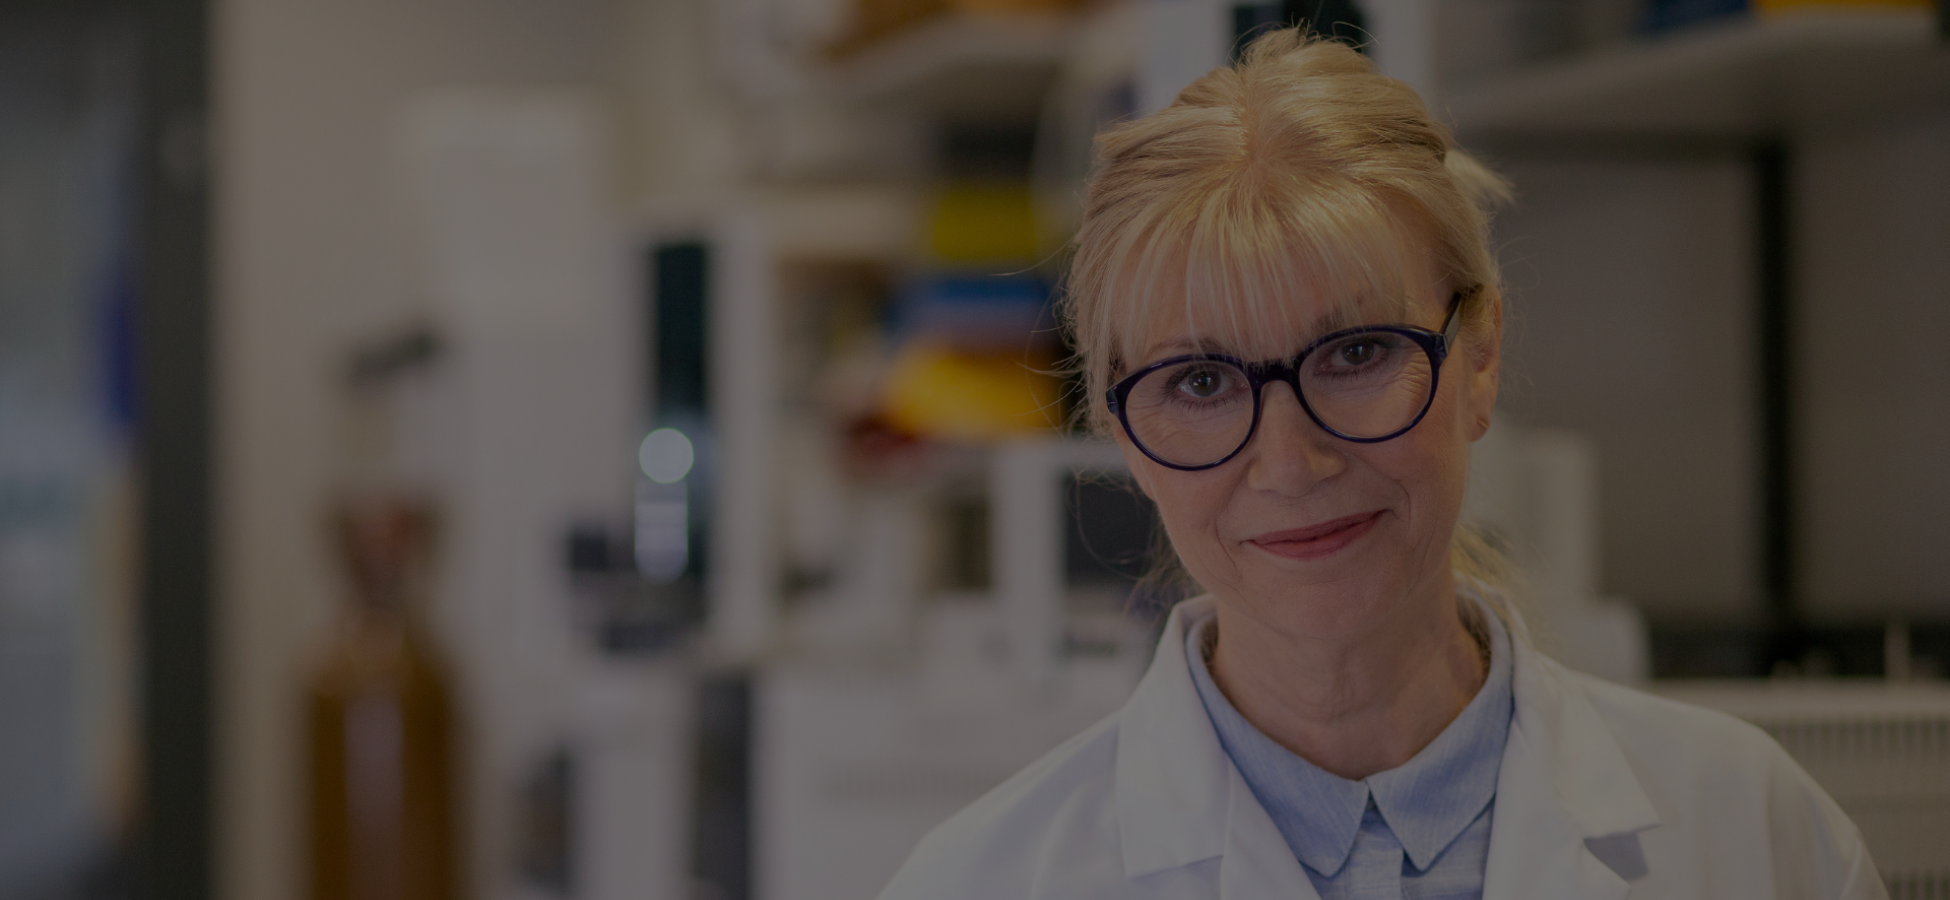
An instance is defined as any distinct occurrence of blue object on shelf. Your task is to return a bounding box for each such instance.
[891,274,1054,349]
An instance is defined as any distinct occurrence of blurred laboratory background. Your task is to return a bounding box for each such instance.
[3,0,1949,897]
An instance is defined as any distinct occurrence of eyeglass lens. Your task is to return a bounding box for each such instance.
[1123,330,1437,467]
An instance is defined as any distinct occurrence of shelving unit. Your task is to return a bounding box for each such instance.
[826,11,1080,122]
[720,16,1159,900]
[1447,11,1950,143]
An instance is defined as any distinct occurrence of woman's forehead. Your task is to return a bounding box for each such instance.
[1117,250,1444,365]
[1131,287,1409,360]
[1100,188,1448,367]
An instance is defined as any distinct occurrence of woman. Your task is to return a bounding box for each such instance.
[879,30,1882,900]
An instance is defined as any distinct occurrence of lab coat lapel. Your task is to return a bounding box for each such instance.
[1484,634,1660,898]
[1116,597,1320,898]
[1115,598,1231,878]
[1219,764,1323,900]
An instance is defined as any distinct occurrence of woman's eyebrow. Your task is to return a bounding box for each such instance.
[1309,306,1365,336]
[1137,306,1376,361]
[1140,336,1231,359]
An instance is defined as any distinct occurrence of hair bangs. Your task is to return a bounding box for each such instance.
[1108,176,1428,371]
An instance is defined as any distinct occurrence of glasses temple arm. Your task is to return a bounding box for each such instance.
[1440,287,1475,346]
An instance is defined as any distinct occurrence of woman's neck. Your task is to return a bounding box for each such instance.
[1205,592,1487,781]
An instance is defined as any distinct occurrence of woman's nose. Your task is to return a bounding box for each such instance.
[1244,381,1346,495]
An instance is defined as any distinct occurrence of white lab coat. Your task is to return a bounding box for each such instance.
[878,596,1886,900]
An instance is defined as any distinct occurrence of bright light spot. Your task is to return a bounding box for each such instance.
[638,428,695,484]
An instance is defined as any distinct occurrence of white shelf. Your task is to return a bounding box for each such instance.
[827,12,1079,123]
[1447,11,1950,144]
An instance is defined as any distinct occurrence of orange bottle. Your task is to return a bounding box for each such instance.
[307,498,459,900]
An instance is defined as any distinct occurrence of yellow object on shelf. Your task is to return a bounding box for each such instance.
[833,0,945,55]
[881,342,1061,440]
[951,0,1085,10]
[926,183,1040,265]
[1754,0,1931,13]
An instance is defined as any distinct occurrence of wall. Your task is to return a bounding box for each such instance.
[1492,156,1761,624]
[1798,104,1950,623]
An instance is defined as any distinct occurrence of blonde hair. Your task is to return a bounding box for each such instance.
[1061,28,1521,619]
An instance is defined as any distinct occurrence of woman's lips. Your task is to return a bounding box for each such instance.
[1247,512,1381,561]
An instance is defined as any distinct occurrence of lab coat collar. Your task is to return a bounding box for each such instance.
[1485,628,1662,895]
[1115,597,1324,899]
[1218,762,1323,900]
[1116,597,1662,896]
[1506,630,1661,838]
[1114,597,1232,879]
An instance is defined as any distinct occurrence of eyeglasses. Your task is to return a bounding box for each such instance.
[1106,290,1470,471]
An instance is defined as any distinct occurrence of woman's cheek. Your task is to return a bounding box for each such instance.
[1157,476,1235,588]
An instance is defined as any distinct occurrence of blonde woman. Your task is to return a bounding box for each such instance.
[879,30,1882,900]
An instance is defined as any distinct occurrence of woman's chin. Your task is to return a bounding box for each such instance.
[1223,553,1430,641]
[1223,571,1361,622]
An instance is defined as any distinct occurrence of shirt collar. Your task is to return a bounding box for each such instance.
[1184,604,1514,875]
[1370,609,1512,871]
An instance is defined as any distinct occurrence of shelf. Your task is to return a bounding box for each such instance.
[826,11,1079,124]
[1447,11,1950,146]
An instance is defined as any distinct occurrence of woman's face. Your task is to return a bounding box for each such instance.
[1115,237,1500,647]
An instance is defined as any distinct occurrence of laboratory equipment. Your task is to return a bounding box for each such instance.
[757,437,1155,900]
[306,497,459,900]
[1464,423,1652,684]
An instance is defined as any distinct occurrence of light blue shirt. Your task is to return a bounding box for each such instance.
[1185,607,1514,900]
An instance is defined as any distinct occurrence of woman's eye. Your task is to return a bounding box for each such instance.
[1180,368,1228,397]
[1335,341,1378,366]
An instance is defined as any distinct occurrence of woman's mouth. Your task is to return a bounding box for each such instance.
[1247,512,1382,561]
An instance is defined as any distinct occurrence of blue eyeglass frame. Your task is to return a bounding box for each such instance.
[1105,289,1472,472]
